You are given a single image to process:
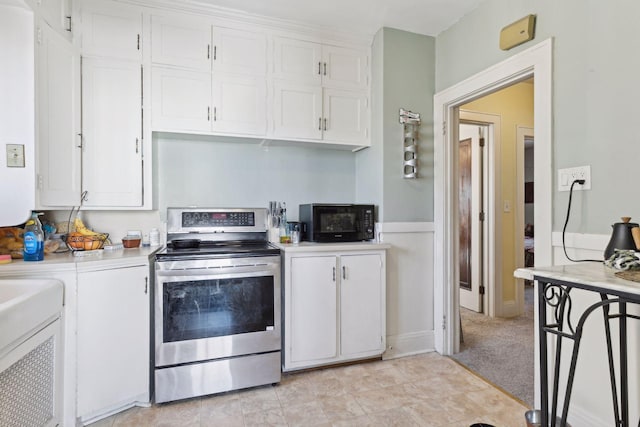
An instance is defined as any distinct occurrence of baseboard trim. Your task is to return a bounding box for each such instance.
[551,231,608,251]
[383,331,435,360]
[501,299,519,317]
[567,404,611,427]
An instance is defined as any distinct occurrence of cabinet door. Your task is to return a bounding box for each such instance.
[340,254,384,356]
[151,15,211,71]
[81,58,142,207]
[290,256,337,363]
[37,22,81,207]
[212,26,266,76]
[151,66,211,132]
[80,0,142,60]
[321,45,368,90]
[211,74,266,136]
[322,89,368,144]
[37,0,70,37]
[77,266,149,420]
[273,37,322,85]
[273,82,322,140]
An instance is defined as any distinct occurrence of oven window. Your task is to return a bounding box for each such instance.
[163,276,274,342]
[319,212,356,233]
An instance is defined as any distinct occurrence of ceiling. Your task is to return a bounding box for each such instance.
[188,0,483,37]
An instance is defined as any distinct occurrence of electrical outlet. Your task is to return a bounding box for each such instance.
[558,165,591,192]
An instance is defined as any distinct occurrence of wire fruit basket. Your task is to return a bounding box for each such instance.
[65,233,109,251]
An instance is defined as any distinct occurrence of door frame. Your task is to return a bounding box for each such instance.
[459,113,501,320]
[433,38,553,355]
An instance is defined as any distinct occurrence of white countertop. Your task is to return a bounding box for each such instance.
[0,246,161,275]
[515,262,640,297]
[275,241,391,252]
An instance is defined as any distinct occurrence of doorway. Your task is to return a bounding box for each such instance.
[433,39,552,356]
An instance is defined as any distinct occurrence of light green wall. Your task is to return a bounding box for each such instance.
[355,29,384,211]
[155,136,356,221]
[437,0,640,233]
[358,27,435,222]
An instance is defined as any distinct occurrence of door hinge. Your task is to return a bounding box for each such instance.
[479,285,485,295]
[442,315,446,330]
[66,16,72,32]
[36,26,42,44]
[442,121,447,135]
[479,211,485,222]
[479,137,486,147]
[37,174,43,190]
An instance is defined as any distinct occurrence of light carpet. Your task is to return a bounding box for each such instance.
[452,285,535,408]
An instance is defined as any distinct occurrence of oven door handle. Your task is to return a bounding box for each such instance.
[156,265,277,278]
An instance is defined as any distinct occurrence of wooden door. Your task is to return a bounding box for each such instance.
[459,123,484,312]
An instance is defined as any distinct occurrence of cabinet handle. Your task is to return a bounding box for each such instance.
[318,117,322,131]
[214,45,217,60]
[137,34,140,50]
[135,138,139,154]
[323,62,327,76]
[213,107,217,121]
[76,133,83,149]
[332,266,336,282]
[318,62,321,75]
[207,107,211,121]
[323,118,327,131]
[342,266,346,280]
[207,44,210,59]
[81,190,88,203]
[145,277,148,294]
[66,16,72,32]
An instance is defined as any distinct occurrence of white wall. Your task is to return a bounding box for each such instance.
[0,3,35,226]
[379,222,435,359]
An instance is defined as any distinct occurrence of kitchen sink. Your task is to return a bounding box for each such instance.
[0,279,63,354]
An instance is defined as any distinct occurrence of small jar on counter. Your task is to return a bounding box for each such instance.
[150,228,160,246]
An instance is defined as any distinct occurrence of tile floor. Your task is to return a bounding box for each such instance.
[91,353,529,427]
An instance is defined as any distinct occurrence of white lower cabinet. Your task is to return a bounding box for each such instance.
[77,264,150,423]
[283,248,386,371]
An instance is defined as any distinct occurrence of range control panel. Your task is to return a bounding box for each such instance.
[182,211,255,228]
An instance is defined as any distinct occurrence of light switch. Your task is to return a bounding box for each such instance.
[6,144,25,168]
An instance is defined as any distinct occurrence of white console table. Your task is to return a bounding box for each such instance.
[516,263,640,427]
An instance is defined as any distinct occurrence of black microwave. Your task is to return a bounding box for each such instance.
[299,204,375,243]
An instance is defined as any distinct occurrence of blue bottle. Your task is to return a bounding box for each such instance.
[23,212,44,261]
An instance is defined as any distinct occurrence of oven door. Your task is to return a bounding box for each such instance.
[154,256,281,367]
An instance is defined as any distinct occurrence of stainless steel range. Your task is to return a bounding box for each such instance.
[153,207,281,403]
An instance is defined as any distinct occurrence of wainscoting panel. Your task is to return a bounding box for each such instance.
[377,222,435,359]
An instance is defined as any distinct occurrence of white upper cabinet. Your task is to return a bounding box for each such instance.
[36,0,71,38]
[212,26,267,76]
[151,15,211,71]
[322,45,368,90]
[322,89,368,144]
[151,67,211,132]
[80,0,142,60]
[273,81,322,140]
[211,74,267,135]
[273,37,322,85]
[150,17,268,136]
[273,37,368,90]
[36,21,81,208]
[81,58,142,207]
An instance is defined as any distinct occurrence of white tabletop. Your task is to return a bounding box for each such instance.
[515,262,640,298]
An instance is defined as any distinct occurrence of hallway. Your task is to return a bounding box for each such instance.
[452,285,534,407]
